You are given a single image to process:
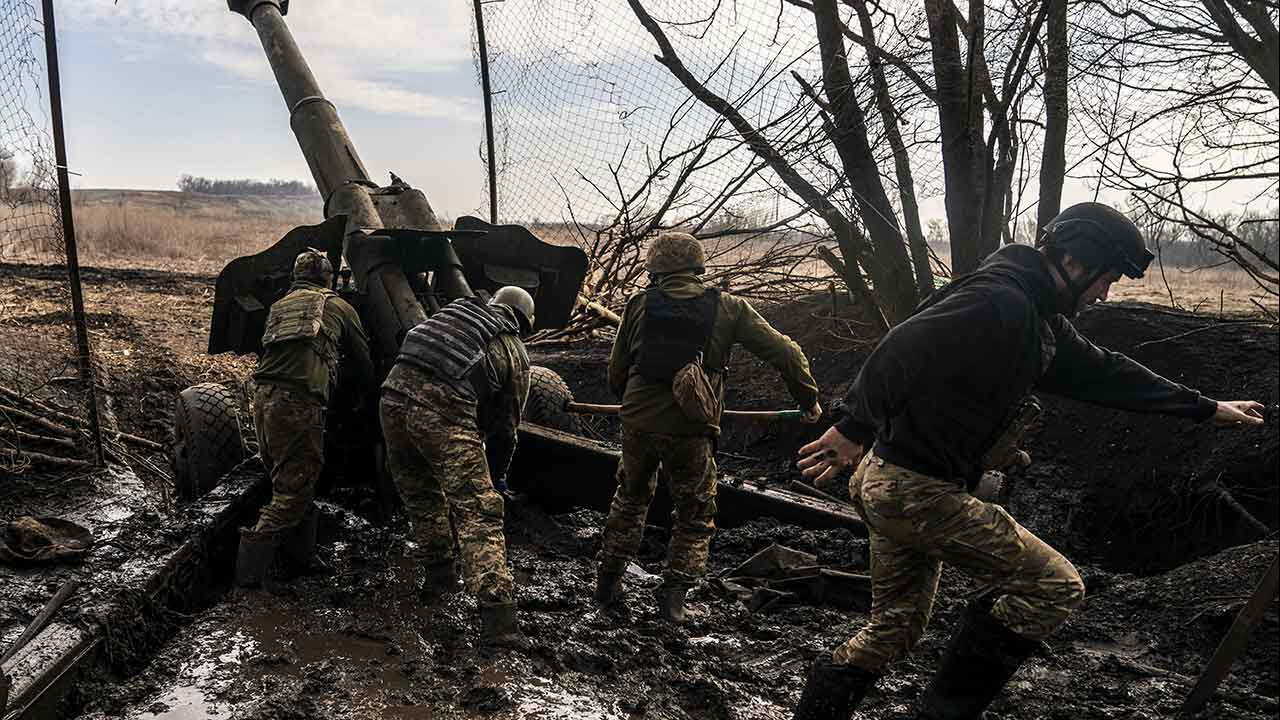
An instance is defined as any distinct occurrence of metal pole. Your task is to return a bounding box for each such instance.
[473,0,499,224]
[40,0,105,466]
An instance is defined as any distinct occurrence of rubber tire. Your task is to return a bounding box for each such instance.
[525,365,582,434]
[173,382,247,502]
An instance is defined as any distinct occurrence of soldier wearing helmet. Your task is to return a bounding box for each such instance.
[593,231,822,624]
[379,285,536,653]
[792,203,1264,720]
[237,249,374,589]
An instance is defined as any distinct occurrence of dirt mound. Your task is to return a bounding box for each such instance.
[536,294,1278,574]
[1026,304,1277,573]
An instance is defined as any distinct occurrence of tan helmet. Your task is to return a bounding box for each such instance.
[490,286,535,334]
[292,248,333,285]
[645,232,705,274]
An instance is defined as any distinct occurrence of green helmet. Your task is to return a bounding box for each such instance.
[1041,203,1153,279]
[645,232,705,274]
[292,248,333,285]
[490,285,536,334]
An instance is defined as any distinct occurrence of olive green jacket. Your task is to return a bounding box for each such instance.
[253,280,374,406]
[608,273,819,435]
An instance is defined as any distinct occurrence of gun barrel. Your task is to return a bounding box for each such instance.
[231,0,369,200]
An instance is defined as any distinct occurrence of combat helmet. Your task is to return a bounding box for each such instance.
[490,285,536,335]
[1040,203,1154,310]
[292,248,333,286]
[645,232,705,275]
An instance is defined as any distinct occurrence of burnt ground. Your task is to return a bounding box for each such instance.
[1,262,1277,719]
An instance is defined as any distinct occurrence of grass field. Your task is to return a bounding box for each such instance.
[3,189,1274,315]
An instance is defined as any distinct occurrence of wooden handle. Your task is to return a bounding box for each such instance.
[565,402,802,421]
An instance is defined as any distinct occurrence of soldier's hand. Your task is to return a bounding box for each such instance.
[800,402,823,424]
[797,426,864,488]
[1211,400,1265,427]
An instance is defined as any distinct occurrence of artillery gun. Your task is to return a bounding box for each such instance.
[172,0,588,500]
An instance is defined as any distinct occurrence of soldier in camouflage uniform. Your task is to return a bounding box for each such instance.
[793,203,1265,720]
[379,286,535,652]
[237,249,374,588]
[594,232,822,624]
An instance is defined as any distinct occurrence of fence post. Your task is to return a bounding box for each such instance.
[473,0,498,224]
[40,0,105,466]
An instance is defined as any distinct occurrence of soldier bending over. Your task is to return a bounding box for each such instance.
[237,249,374,587]
[380,286,535,653]
[793,203,1265,720]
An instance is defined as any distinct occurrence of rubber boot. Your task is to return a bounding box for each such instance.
[915,604,1039,719]
[279,506,332,578]
[479,601,530,655]
[418,558,460,602]
[594,569,623,607]
[658,585,690,625]
[791,654,879,720]
[235,528,279,589]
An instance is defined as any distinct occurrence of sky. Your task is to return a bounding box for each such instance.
[55,0,491,218]
[36,0,1273,227]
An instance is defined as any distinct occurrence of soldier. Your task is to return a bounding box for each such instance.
[379,286,536,652]
[237,249,375,587]
[792,203,1265,719]
[594,231,823,624]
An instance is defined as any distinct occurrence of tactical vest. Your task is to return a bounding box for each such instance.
[636,287,720,382]
[261,286,341,380]
[396,297,522,400]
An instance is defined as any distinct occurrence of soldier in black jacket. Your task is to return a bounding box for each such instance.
[792,203,1265,720]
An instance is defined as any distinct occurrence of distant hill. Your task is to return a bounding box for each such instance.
[73,189,322,221]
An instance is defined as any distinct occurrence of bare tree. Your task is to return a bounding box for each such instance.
[1076,0,1279,295]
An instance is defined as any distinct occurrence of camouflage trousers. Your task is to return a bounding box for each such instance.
[252,384,325,534]
[832,453,1085,672]
[597,427,717,588]
[379,389,514,605]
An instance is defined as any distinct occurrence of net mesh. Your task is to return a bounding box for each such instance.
[471,0,900,307]
[1,0,100,473]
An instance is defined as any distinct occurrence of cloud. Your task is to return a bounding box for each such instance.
[60,0,476,119]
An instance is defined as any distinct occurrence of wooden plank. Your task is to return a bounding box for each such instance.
[1181,552,1280,715]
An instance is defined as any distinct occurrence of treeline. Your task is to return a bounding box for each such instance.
[177,174,317,197]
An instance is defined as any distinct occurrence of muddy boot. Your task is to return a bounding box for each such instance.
[791,654,879,720]
[235,528,279,589]
[479,601,530,655]
[593,569,623,607]
[418,558,460,602]
[279,506,332,578]
[915,604,1038,720]
[658,585,691,625]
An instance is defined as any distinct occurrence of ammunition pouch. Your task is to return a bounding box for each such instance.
[979,396,1042,471]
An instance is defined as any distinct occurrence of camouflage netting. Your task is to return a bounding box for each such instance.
[0,0,101,473]
[469,0,897,306]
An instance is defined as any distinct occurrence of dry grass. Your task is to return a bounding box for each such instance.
[6,191,1275,316]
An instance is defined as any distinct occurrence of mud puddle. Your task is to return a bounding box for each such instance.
[73,494,1278,720]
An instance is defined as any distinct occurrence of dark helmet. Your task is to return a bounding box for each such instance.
[490,286,535,334]
[292,248,333,285]
[1041,203,1154,279]
[645,232,706,274]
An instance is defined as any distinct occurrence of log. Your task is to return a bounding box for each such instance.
[0,403,77,437]
[0,427,77,450]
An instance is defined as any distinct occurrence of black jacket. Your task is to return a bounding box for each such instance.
[834,243,1216,485]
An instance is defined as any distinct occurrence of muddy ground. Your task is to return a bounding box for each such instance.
[1,262,1277,719]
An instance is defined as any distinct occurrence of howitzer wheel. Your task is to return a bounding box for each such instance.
[526,366,582,434]
[173,382,247,502]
